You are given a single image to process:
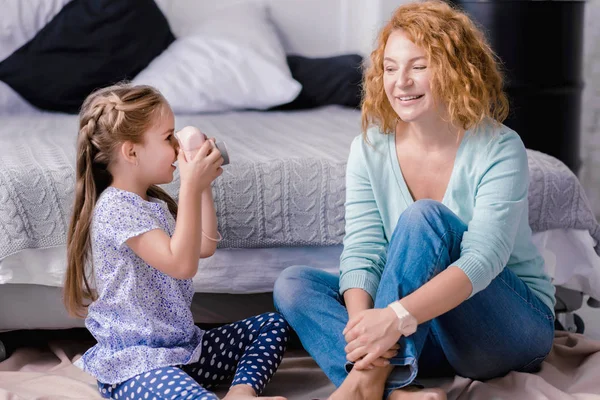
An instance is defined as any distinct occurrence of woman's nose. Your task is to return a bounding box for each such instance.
[396,71,413,88]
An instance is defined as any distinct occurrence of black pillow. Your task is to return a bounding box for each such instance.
[272,54,364,111]
[0,0,175,113]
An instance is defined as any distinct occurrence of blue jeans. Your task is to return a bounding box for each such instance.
[273,200,554,397]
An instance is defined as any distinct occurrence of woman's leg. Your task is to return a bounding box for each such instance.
[273,266,351,387]
[180,312,290,397]
[97,366,218,399]
[373,200,554,396]
[275,266,397,400]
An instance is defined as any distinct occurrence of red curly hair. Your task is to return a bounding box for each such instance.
[361,0,509,136]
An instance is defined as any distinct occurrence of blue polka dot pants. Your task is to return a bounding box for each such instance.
[97,312,290,399]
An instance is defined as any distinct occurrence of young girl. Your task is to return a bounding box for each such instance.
[64,83,290,400]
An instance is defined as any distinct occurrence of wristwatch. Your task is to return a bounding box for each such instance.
[388,301,418,336]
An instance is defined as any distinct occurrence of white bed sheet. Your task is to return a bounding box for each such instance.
[1,229,600,300]
[0,245,341,294]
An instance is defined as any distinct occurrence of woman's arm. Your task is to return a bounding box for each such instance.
[199,186,218,258]
[339,135,388,302]
[343,267,472,369]
[400,131,529,321]
[344,288,374,320]
[397,266,472,324]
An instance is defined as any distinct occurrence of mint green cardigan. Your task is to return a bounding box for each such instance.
[339,123,556,314]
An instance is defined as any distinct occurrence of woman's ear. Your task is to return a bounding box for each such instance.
[120,141,138,166]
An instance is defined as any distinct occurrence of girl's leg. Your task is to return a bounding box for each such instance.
[373,200,554,397]
[181,312,290,396]
[97,366,218,400]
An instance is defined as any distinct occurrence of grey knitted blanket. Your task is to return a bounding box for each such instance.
[0,111,598,260]
[203,150,600,253]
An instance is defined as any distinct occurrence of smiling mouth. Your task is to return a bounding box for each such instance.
[397,95,424,101]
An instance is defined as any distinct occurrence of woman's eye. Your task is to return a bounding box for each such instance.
[413,66,427,70]
[166,134,173,141]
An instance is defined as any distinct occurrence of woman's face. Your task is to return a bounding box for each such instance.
[383,29,437,124]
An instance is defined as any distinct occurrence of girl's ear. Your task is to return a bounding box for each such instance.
[120,141,138,166]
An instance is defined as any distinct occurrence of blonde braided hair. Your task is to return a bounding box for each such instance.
[65,83,177,318]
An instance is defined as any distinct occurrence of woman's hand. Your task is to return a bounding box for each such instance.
[355,343,400,370]
[178,141,223,192]
[343,307,402,370]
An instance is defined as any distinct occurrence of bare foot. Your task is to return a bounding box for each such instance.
[222,384,287,400]
[388,387,446,400]
[327,365,393,400]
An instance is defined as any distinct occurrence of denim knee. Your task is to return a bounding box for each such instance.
[382,200,466,287]
[273,265,312,315]
[393,199,463,244]
[398,199,451,227]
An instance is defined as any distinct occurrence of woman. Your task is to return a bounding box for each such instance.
[273,1,556,399]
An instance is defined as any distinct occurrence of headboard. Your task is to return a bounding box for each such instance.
[157,0,407,57]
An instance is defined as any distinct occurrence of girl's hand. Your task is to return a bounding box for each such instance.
[343,307,402,370]
[178,141,223,192]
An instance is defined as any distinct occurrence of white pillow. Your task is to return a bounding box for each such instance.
[133,2,301,113]
[165,1,288,70]
[0,0,73,63]
[0,81,39,115]
[132,36,301,113]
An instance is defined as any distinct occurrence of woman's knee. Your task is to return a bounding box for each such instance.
[392,199,465,247]
[273,265,315,314]
[382,200,465,285]
[398,200,451,227]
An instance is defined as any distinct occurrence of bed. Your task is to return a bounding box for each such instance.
[1,0,599,360]
[1,105,600,334]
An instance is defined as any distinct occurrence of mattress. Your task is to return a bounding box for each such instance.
[0,245,341,293]
[1,229,600,300]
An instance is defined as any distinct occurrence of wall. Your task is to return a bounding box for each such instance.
[379,0,600,216]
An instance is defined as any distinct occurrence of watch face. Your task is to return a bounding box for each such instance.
[399,316,418,335]
[389,303,417,335]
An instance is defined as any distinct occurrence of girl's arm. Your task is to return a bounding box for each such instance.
[199,186,218,258]
[126,184,204,280]
[126,142,222,280]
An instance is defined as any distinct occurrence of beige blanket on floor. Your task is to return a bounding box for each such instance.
[1,332,600,400]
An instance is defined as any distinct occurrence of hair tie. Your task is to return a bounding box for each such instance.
[202,230,222,242]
